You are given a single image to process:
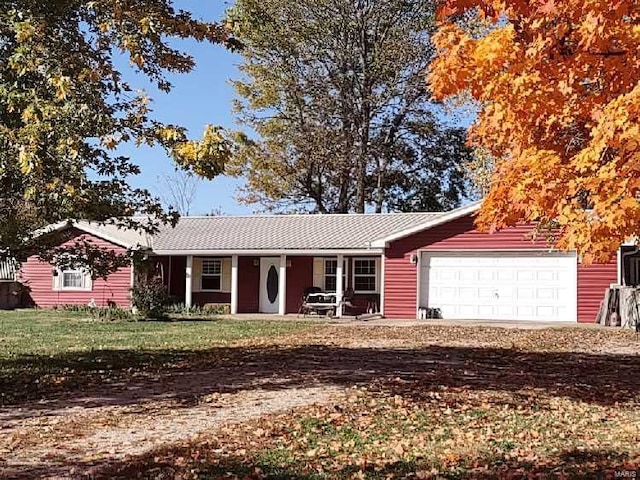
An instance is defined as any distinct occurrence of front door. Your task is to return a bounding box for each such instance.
[259,257,281,313]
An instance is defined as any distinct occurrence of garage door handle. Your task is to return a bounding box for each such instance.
[494,290,499,299]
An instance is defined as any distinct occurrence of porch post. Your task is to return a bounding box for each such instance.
[185,255,193,307]
[231,254,239,314]
[336,254,344,317]
[278,254,287,315]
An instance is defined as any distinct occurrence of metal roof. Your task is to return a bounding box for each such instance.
[38,203,482,252]
[153,212,443,252]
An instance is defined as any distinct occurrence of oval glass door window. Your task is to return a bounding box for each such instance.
[267,265,279,303]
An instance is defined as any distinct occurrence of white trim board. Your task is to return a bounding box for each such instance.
[152,249,385,256]
[370,202,482,248]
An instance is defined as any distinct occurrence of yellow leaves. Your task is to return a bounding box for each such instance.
[49,74,71,100]
[157,126,183,143]
[171,125,232,179]
[18,145,36,174]
[14,21,36,43]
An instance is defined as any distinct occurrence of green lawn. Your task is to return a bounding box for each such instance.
[0,309,313,405]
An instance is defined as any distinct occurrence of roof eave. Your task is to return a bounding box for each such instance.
[151,248,385,256]
[32,221,145,250]
[372,201,483,247]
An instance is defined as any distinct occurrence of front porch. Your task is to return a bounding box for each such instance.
[154,253,384,317]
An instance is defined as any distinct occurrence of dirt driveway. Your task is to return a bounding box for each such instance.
[1,324,639,479]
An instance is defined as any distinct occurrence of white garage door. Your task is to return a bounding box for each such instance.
[419,251,577,322]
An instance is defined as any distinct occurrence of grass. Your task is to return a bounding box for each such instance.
[0,309,314,404]
[2,318,639,478]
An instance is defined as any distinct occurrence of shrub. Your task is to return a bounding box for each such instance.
[131,280,171,319]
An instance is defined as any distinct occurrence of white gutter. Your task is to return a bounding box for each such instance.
[151,248,385,256]
[370,201,483,248]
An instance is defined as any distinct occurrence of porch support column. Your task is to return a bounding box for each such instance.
[230,255,239,314]
[278,254,287,315]
[336,254,344,317]
[185,255,193,308]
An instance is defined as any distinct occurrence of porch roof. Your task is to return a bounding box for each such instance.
[152,211,443,253]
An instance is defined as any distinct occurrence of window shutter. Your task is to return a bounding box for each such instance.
[192,257,202,292]
[221,258,232,292]
[375,257,381,293]
[313,258,324,289]
[83,272,93,291]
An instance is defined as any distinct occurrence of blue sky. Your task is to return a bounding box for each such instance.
[121,0,250,215]
[121,1,474,216]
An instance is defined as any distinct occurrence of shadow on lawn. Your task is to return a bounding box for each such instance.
[3,446,636,479]
[1,341,639,411]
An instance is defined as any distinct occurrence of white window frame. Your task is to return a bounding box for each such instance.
[323,258,348,292]
[201,258,223,292]
[352,257,378,294]
[55,268,92,292]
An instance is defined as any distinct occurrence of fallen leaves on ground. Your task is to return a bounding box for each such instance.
[1,322,639,479]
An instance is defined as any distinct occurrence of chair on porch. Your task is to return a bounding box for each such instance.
[298,286,323,317]
[340,287,358,316]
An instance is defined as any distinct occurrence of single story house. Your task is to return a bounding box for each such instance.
[18,202,627,323]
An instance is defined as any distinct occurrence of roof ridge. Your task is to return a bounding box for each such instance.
[177,211,443,219]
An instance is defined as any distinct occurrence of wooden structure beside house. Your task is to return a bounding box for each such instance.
[15,202,622,323]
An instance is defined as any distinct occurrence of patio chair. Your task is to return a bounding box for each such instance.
[298,286,323,317]
[340,287,358,316]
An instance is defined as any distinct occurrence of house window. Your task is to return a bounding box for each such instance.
[353,258,377,293]
[57,269,91,291]
[201,259,222,291]
[324,259,347,292]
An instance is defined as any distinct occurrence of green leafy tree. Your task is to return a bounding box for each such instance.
[1,0,236,266]
[227,0,470,213]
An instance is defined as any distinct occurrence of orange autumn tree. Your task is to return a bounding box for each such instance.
[428,0,640,262]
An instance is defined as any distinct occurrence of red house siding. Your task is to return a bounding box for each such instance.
[384,214,617,323]
[193,291,231,305]
[21,230,131,308]
[577,257,618,323]
[238,256,260,313]
[286,256,313,314]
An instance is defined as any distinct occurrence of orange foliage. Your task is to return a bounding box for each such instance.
[428,0,640,262]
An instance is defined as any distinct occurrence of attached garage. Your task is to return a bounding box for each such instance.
[380,203,619,323]
[418,251,578,322]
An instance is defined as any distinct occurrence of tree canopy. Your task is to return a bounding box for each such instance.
[428,0,640,262]
[227,0,472,214]
[0,0,235,265]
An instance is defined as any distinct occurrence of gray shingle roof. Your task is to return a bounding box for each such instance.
[74,221,153,249]
[152,212,443,251]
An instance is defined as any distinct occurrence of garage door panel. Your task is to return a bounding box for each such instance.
[420,251,577,322]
